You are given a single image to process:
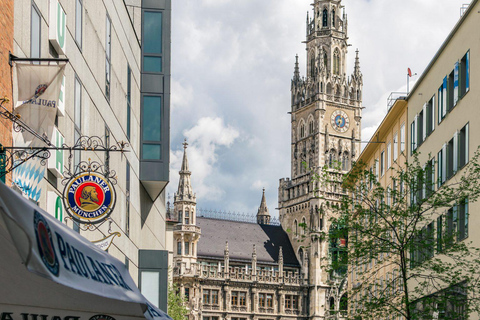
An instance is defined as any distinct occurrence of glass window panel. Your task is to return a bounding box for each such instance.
[144,56,162,73]
[127,66,131,140]
[106,16,111,59]
[141,271,160,308]
[75,0,83,48]
[143,96,162,141]
[31,5,41,58]
[143,144,161,160]
[144,11,162,54]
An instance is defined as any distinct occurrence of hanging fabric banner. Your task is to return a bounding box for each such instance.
[12,63,66,201]
[13,63,66,147]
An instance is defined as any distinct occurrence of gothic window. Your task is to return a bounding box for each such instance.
[329,149,337,168]
[294,220,298,236]
[333,49,340,75]
[332,9,335,27]
[177,242,181,255]
[309,120,314,135]
[329,297,335,310]
[300,123,306,138]
[299,248,304,264]
[301,217,306,235]
[322,9,328,27]
[185,210,190,224]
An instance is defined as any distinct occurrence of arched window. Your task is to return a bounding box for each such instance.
[301,217,306,235]
[357,89,361,100]
[332,9,335,27]
[340,294,348,311]
[294,220,298,236]
[300,123,306,138]
[309,120,314,135]
[299,248,304,264]
[333,49,340,75]
[329,297,335,310]
[322,9,328,27]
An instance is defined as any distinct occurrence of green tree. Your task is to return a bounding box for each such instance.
[167,283,189,320]
[315,150,480,320]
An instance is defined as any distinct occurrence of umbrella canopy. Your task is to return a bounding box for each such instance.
[0,182,171,320]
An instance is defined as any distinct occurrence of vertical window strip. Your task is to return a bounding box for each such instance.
[442,76,447,118]
[454,61,459,106]
[31,4,41,59]
[127,65,132,140]
[75,0,83,49]
[126,161,130,236]
[393,133,398,161]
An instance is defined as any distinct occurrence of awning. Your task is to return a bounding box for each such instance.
[0,182,171,320]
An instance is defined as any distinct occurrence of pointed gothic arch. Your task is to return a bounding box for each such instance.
[322,8,328,28]
[307,115,315,135]
[342,151,350,171]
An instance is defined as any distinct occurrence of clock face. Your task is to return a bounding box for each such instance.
[331,110,350,133]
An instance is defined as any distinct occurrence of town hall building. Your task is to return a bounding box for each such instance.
[172,1,363,320]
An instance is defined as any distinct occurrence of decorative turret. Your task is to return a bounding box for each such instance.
[257,188,271,225]
[173,140,200,273]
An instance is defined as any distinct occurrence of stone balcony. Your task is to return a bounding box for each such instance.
[174,224,201,234]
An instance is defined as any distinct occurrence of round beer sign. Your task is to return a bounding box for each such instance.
[63,172,116,224]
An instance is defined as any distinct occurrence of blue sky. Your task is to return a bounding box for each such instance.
[168,0,470,217]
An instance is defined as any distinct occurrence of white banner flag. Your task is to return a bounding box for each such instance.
[13,63,66,147]
[13,63,66,201]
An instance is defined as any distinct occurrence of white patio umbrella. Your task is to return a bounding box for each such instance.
[0,182,171,320]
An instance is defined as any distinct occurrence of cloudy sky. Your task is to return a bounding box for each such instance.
[167,0,471,217]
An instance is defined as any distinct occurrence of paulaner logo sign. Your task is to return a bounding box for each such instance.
[63,173,116,224]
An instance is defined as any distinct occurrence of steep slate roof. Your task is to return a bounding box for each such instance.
[197,217,300,267]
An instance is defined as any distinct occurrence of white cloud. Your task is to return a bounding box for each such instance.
[169,117,240,202]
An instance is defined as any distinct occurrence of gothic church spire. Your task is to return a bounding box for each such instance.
[175,139,195,202]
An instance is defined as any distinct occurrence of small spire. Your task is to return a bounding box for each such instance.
[175,140,195,202]
[279,246,284,262]
[253,244,257,257]
[293,55,300,82]
[354,49,361,76]
[181,139,189,172]
[225,241,229,254]
[257,188,271,225]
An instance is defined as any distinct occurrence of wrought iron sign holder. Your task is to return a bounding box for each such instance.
[0,69,128,233]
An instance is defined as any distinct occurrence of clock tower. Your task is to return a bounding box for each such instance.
[278,0,363,318]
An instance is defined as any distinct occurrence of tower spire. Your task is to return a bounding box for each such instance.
[175,139,195,202]
[354,49,362,78]
[257,188,271,225]
[293,55,300,82]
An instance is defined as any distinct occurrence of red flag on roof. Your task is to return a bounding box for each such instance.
[408,68,413,77]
